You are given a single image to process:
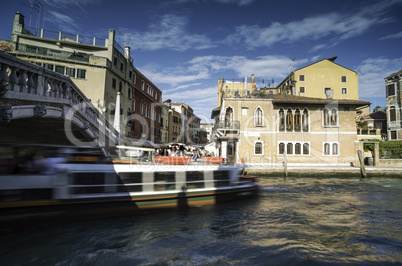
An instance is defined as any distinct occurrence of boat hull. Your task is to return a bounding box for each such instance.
[0,163,259,227]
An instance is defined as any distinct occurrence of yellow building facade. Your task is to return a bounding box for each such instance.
[214,95,369,166]
[277,57,359,100]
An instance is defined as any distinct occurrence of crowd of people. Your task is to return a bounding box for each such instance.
[156,144,213,161]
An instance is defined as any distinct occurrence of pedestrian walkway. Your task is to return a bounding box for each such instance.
[244,163,402,177]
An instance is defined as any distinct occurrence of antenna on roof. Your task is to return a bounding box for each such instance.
[24,0,46,33]
[288,57,296,71]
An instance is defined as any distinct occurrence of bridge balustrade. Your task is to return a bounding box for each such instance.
[0,51,117,150]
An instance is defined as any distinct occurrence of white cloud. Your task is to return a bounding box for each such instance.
[45,0,100,8]
[47,11,80,32]
[213,0,256,5]
[357,57,402,98]
[226,0,398,50]
[164,86,218,122]
[169,0,255,6]
[163,83,203,94]
[380,31,402,40]
[126,14,215,51]
[142,54,307,88]
[142,54,314,91]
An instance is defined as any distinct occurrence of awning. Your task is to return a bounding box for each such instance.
[124,137,160,148]
[211,107,220,119]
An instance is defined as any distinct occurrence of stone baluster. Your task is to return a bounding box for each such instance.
[55,81,61,98]
[26,71,36,94]
[65,84,71,100]
[18,69,27,93]
[0,63,9,83]
[48,79,55,97]
[8,66,18,91]
[61,83,67,99]
[42,77,49,96]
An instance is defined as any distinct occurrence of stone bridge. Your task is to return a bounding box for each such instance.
[0,51,118,156]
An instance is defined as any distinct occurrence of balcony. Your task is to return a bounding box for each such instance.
[213,121,240,140]
[357,127,383,141]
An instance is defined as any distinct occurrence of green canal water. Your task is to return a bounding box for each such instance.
[1,177,401,265]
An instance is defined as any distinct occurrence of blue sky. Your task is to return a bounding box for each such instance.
[1,0,401,123]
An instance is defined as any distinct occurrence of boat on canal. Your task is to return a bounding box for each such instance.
[0,144,259,226]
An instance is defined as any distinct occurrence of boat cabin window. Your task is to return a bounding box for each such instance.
[213,170,230,187]
[118,172,143,192]
[71,173,106,194]
[186,171,205,189]
[154,172,176,191]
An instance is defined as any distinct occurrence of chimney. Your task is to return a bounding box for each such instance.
[12,12,25,41]
[124,46,131,60]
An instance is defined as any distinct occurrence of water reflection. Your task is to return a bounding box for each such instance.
[0,177,401,265]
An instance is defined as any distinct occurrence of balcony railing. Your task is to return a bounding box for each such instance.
[216,121,240,130]
[0,50,117,144]
[16,43,90,62]
[25,27,107,47]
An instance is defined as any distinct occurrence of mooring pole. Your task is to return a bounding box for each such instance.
[284,150,288,177]
[358,150,367,178]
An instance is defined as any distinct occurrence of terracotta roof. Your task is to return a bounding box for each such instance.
[385,69,402,79]
[362,111,386,120]
[294,57,358,74]
[270,94,370,106]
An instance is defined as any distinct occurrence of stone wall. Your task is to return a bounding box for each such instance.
[378,159,402,167]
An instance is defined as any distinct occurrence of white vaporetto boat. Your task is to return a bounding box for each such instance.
[0,144,259,227]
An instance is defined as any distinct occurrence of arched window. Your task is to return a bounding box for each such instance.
[303,143,309,155]
[324,143,330,155]
[390,106,396,121]
[287,143,293,155]
[323,108,330,126]
[286,108,293,131]
[331,108,338,126]
[294,108,301,132]
[128,87,132,98]
[279,143,285,154]
[255,107,263,126]
[302,108,309,132]
[279,108,285,132]
[295,143,301,154]
[332,143,338,155]
[225,107,233,128]
[255,141,263,155]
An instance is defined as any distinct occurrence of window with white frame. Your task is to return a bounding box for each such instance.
[323,108,338,127]
[390,131,397,140]
[255,107,263,126]
[387,84,395,96]
[278,141,310,155]
[341,76,347,83]
[141,81,145,90]
[390,106,396,121]
[279,107,309,132]
[254,141,263,155]
[299,74,305,82]
[323,142,339,155]
[342,88,348,94]
[299,86,305,93]
[66,67,75,77]
[77,69,86,79]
